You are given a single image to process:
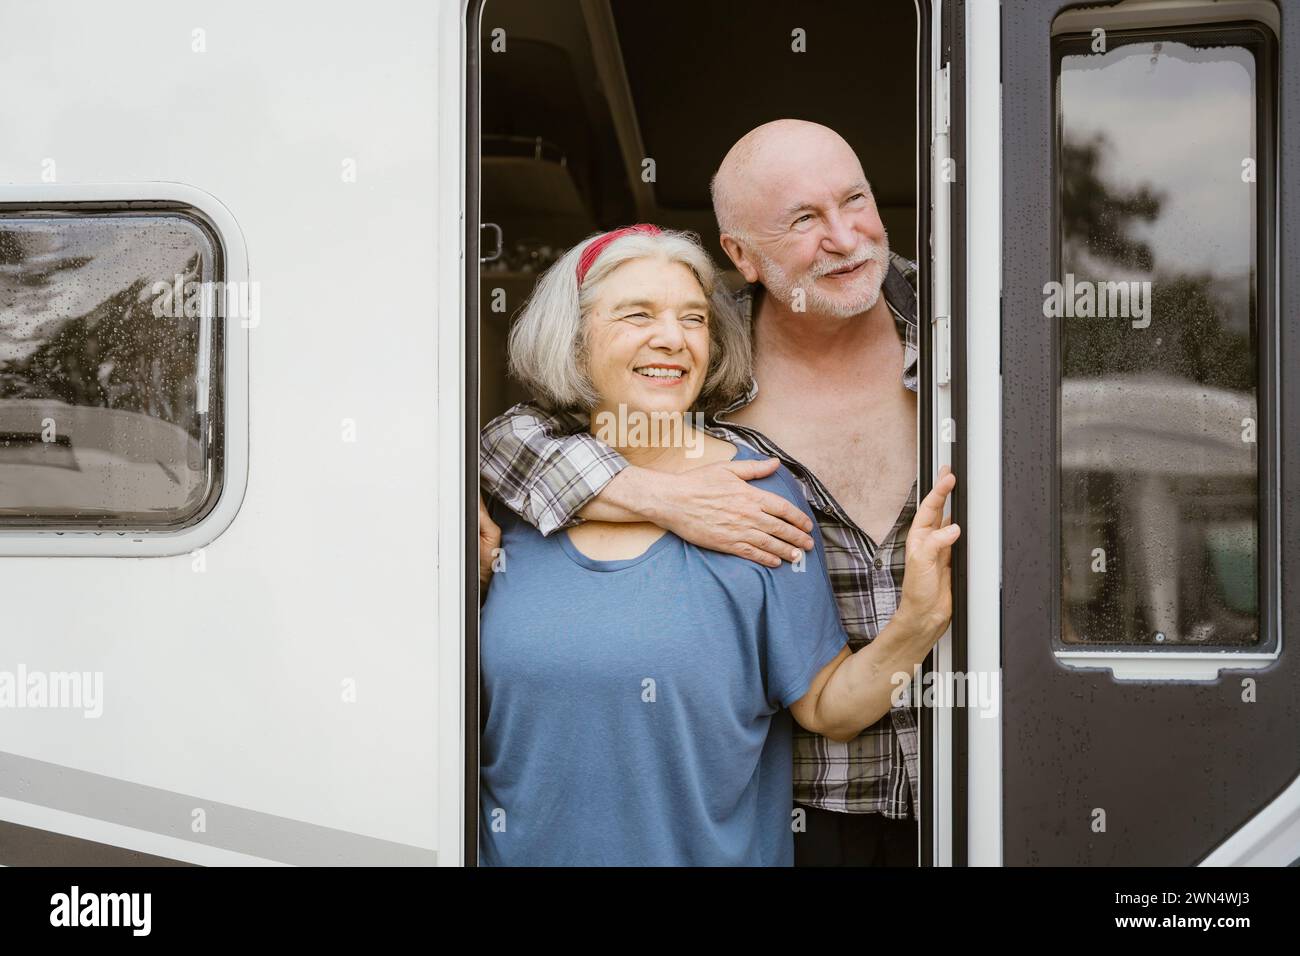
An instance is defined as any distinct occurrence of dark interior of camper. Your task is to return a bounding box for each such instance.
[477,0,919,427]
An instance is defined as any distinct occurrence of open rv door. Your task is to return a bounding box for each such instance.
[923,0,1000,869]
[1001,0,1300,865]
[922,0,959,868]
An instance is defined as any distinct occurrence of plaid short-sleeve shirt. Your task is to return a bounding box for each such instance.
[479,252,921,819]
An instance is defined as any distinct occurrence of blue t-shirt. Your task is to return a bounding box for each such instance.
[478,443,849,866]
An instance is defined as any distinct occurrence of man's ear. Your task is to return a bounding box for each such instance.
[719,233,760,284]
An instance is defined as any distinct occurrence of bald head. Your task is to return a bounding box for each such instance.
[710,119,867,237]
[710,120,890,321]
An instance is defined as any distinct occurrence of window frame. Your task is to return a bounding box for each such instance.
[0,182,250,557]
[1047,14,1280,677]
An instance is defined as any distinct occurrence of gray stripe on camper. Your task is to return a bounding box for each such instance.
[0,751,438,866]
[0,819,194,867]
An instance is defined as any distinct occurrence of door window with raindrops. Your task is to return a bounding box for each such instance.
[1052,24,1276,649]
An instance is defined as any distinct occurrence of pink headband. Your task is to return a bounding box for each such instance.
[575,223,663,285]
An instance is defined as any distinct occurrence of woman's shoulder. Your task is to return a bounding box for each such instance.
[691,431,739,466]
[726,443,813,518]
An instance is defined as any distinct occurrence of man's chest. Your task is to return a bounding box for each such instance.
[728,380,917,544]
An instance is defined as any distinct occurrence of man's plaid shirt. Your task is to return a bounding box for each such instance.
[479,252,921,820]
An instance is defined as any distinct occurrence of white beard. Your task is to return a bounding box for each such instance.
[754,236,891,320]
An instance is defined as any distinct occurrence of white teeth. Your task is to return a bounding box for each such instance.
[634,367,684,379]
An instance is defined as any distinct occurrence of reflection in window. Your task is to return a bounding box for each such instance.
[1054,28,1270,647]
[0,212,223,530]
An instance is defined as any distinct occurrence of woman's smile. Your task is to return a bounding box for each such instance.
[632,363,689,386]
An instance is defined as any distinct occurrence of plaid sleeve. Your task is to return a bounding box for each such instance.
[901,315,919,394]
[479,403,629,536]
[886,253,920,394]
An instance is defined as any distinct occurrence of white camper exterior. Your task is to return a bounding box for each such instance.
[1,0,466,866]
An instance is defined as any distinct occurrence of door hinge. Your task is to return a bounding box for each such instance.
[932,59,953,391]
[934,313,952,386]
[937,63,950,136]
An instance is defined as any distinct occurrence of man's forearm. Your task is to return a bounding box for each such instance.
[574,466,668,524]
[813,607,944,741]
[478,404,628,535]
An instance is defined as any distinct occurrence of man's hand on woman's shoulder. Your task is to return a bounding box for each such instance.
[632,457,817,568]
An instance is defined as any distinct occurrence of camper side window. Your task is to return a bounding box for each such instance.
[0,211,225,532]
[1052,24,1275,649]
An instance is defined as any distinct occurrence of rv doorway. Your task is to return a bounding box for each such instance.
[471,0,926,867]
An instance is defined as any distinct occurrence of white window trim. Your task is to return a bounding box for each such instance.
[1055,649,1279,682]
[1052,0,1279,38]
[0,181,250,557]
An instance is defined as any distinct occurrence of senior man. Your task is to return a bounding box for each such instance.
[479,119,946,866]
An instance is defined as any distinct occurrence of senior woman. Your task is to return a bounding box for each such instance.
[478,224,958,866]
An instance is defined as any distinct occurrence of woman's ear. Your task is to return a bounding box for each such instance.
[719,233,760,284]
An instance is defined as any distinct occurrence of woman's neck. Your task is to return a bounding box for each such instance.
[617,441,690,471]
[588,408,723,473]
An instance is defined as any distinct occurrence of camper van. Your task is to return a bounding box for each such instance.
[0,0,1296,868]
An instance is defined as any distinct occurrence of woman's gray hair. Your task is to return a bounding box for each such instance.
[506,228,751,415]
